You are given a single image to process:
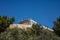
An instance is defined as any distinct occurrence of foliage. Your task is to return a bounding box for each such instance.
[53,17,60,37]
[0,16,15,33]
[19,20,30,24]
[0,25,60,40]
[32,24,42,35]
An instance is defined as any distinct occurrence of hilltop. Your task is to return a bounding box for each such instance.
[9,19,53,31]
[0,16,60,40]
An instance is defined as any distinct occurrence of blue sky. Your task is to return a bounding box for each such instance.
[0,0,60,28]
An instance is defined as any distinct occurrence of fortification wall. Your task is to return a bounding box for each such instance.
[9,24,32,29]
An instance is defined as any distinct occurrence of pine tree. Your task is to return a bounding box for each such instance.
[53,17,60,37]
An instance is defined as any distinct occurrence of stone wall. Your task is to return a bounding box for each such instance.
[9,24,32,30]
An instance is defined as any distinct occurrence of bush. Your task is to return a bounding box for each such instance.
[0,27,60,40]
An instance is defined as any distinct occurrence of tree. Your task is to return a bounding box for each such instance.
[53,17,60,37]
[32,24,42,35]
[0,16,15,33]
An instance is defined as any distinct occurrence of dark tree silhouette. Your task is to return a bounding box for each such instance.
[0,16,15,33]
[53,17,60,37]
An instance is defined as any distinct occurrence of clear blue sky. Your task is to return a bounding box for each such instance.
[0,0,60,28]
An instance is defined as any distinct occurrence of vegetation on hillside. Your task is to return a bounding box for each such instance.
[0,24,60,40]
[19,20,30,24]
[0,16,60,40]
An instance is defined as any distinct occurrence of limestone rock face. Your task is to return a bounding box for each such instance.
[9,19,37,29]
[40,25,54,31]
[9,24,32,30]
